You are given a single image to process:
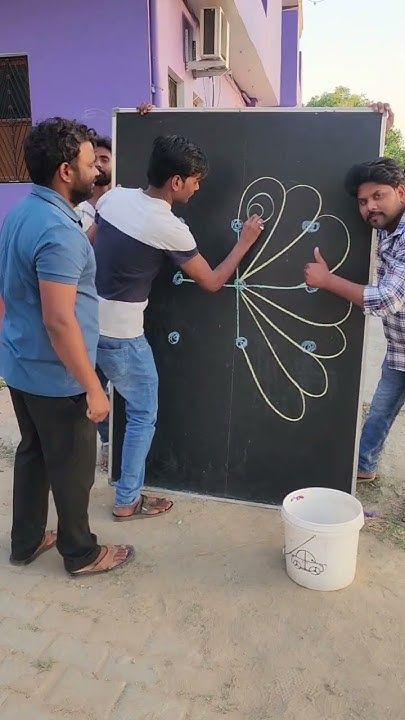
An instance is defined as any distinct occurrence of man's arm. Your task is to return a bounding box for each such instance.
[40,281,108,422]
[319,273,365,307]
[86,223,97,246]
[304,246,405,316]
[35,227,108,422]
[180,215,264,292]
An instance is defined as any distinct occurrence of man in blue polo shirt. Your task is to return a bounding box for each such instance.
[0,118,133,576]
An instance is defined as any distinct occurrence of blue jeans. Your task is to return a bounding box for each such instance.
[96,368,109,444]
[96,335,158,507]
[359,356,405,474]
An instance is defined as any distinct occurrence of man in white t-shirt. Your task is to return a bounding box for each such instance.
[76,135,112,468]
[94,134,264,520]
[76,104,154,471]
[76,136,112,231]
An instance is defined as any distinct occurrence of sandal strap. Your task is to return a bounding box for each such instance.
[141,495,172,512]
[96,545,131,570]
[73,545,128,574]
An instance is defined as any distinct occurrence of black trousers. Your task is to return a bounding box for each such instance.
[9,387,101,572]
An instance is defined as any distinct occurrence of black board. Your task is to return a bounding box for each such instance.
[111,109,382,504]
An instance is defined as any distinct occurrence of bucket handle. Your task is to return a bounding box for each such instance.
[284,534,316,557]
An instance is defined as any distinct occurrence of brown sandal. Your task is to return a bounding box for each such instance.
[68,544,135,577]
[10,530,57,566]
[113,494,173,522]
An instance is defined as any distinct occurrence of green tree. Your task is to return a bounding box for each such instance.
[306,86,405,165]
[306,86,369,108]
[385,128,405,165]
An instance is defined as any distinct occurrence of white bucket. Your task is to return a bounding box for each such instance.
[281,487,364,591]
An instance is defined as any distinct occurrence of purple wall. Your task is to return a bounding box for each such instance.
[280,8,299,107]
[0,0,151,221]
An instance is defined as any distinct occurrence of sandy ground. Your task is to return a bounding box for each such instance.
[0,318,403,719]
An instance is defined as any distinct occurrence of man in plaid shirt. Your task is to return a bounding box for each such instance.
[304,153,405,482]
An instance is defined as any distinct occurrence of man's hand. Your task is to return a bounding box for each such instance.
[86,223,97,246]
[179,214,264,292]
[304,247,331,289]
[138,102,154,115]
[86,386,110,423]
[371,101,394,133]
[240,214,265,248]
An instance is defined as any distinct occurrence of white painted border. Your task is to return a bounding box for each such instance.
[113,106,374,115]
[143,485,279,511]
[111,111,117,189]
[107,114,118,482]
[107,382,114,482]
[111,105,383,506]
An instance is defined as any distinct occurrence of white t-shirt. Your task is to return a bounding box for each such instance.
[94,187,199,338]
[75,201,95,231]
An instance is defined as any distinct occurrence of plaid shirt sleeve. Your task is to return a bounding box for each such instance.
[364,236,405,317]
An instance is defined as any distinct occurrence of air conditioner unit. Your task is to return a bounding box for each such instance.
[201,7,230,64]
[186,6,230,78]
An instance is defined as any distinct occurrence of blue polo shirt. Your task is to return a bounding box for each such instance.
[0,185,99,396]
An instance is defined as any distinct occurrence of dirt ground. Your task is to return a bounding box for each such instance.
[0,382,404,719]
[358,317,405,550]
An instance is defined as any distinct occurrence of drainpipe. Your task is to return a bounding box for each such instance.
[231,76,257,107]
[148,0,163,107]
[241,91,258,107]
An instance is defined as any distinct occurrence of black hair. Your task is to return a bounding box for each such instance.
[344,157,405,198]
[147,134,209,188]
[95,135,112,153]
[24,117,96,187]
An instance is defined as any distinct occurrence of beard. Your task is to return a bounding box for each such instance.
[95,171,111,187]
[70,181,94,206]
[367,204,405,231]
[367,213,386,227]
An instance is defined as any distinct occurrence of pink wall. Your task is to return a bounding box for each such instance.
[153,0,245,108]
[235,0,282,103]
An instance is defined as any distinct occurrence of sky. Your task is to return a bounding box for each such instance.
[301,0,405,135]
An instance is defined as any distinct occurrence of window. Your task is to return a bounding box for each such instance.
[0,55,32,182]
[183,17,194,63]
[168,71,185,108]
[168,75,178,108]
